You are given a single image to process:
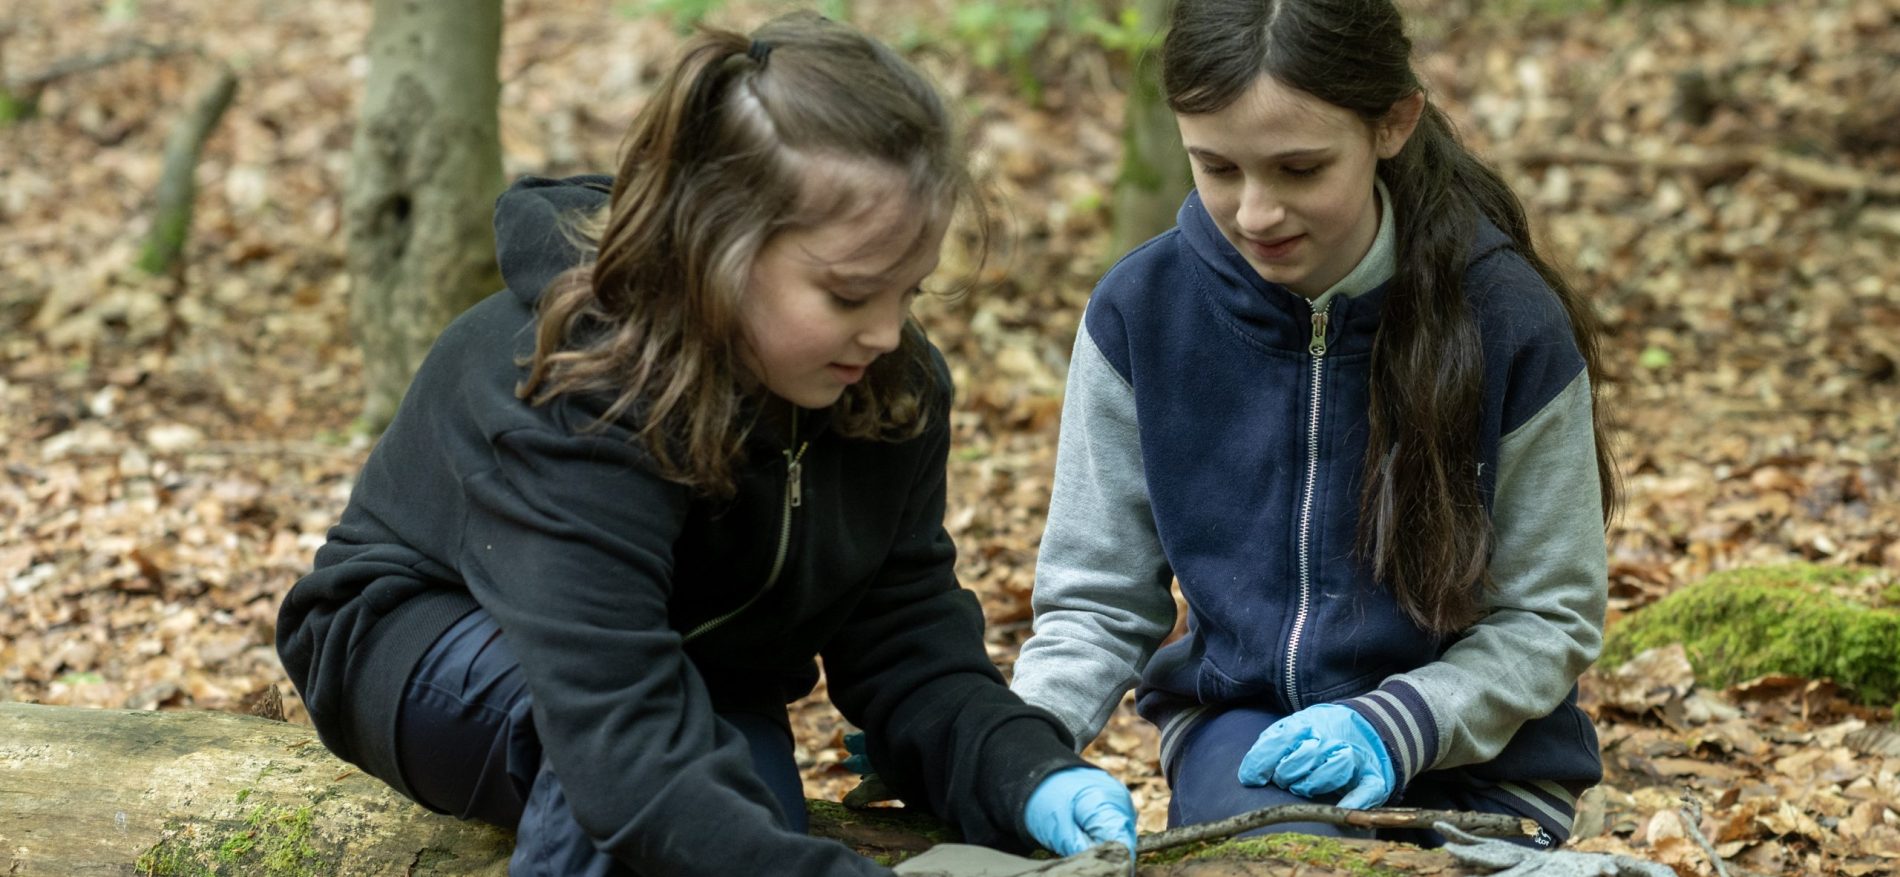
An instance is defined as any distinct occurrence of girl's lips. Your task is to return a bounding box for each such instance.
[1243,232,1305,262]
[828,363,868,384]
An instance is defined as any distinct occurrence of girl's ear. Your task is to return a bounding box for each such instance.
[1375,91,1427,159]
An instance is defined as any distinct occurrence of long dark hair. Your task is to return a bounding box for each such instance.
[1162,0,1619,633]
[519,12,983,496]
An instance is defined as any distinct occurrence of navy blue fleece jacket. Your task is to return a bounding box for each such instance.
[1012,187,1607,840]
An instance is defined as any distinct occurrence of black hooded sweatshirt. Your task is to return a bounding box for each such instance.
[275,175,1085,875]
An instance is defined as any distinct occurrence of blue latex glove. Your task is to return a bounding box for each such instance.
[1022,766,1138,857]
[841,730,873,775]
[1237,703,1395,810]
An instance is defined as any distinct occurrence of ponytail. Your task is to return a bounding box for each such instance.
[519,13,978,496]
[1362,103,1620,633]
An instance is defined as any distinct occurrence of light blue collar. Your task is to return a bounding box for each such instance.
[1311,178,1396,309]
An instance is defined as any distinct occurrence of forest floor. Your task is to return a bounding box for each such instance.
[3,0,1898,874]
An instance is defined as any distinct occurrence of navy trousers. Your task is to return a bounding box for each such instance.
[1166,705,1561,849]
[395,608,809,876]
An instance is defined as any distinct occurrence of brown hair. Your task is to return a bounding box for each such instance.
[1163,0,1620,633]
[519,12,982,496]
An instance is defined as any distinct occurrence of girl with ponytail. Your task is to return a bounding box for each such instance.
[1011,0,1619,850]
[278,13,1133,875]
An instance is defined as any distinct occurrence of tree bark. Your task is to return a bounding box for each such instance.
[1,703,1487,876]
[347,0,506,432]
[1108,0,1191,264]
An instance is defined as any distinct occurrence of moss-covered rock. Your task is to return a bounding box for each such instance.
[1601,564,1900,706]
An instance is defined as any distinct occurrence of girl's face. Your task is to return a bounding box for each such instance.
[740,169,943,409]
[1176,74,1415,298]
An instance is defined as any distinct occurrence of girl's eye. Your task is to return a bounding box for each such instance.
[830,292,869,310]
[1197,161,1238,177]
[1284,164,1325,178]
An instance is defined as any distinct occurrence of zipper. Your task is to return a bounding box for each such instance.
[1284,300,1331,711]
[683,411,808,643]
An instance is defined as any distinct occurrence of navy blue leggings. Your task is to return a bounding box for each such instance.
[395,608,808,876]
[1167,705,1562,849]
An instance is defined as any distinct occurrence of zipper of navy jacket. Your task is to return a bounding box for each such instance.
[1285,299,1332,711]
[683,412,808,643]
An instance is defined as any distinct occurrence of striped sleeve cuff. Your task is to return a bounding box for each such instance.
[1339,680,1441,799]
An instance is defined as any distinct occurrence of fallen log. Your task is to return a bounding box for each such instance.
[0,702,1487,875]
[0,702,512,875]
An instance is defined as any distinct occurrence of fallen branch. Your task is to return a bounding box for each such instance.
[1137,804,1537,854]
[1492,142,1900,200]
[5,39,193,92]
[138,64,239,276]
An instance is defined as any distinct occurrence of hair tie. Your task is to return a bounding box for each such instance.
[746,39,774,66]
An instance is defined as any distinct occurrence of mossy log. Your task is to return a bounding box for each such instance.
[0,703,511,876]
[0,703,1471,875]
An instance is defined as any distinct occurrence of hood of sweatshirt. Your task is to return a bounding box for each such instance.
[492,174,614,307]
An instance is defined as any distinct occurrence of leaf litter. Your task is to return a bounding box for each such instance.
[2,0,1896,873]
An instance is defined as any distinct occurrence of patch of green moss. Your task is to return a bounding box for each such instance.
[808,799,958,844]
[410,848,458,870]
[1602,564,1900,705]
[135,804,329,876]
[1143,833,1402,876]
[0,88,35,124]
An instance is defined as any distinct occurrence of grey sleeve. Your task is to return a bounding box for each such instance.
[1341,371,1607,775]
[1008,325,1178,749]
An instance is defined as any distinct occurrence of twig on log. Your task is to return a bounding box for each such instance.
[1137,805,1537,854]
[137,64,239,276]
[1492,142,1900,200]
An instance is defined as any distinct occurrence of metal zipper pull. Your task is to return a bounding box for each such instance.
[1309,307,1330,357]
[786,407,804,508]
[787,449,804,508]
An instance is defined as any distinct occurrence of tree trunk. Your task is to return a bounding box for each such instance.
[1108,0,1191,263]
[0,703,1483,876]
[347,0,506,432]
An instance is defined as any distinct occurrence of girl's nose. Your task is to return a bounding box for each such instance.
[858,295,905,354]
[1236,181,1286,235]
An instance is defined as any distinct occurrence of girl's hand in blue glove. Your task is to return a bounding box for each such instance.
[1022,766,1138,857]
[1237,703,1395,810]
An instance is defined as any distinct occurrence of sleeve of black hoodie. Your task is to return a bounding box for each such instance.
[455,175,892,876]
[820,362,1088,852]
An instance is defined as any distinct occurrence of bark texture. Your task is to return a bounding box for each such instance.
[0,702,512,876]
[1108,0,1192,262]
[347,0,506,431]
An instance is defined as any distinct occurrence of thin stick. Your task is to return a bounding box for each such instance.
[1490,142,1900,200]
[7,40,192,91]
[1678,794,1733,877]
[1137,805,1537,854]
